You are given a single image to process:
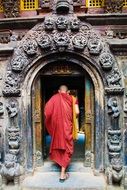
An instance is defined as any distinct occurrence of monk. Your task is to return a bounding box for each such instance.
[44,85,79,182]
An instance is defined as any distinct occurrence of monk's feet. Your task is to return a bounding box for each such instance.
[59,173,69,183]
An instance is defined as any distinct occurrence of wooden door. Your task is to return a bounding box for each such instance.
[32,76,43,166]
[84,77,94,167]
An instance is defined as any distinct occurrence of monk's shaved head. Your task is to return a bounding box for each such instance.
[59,85,68,92]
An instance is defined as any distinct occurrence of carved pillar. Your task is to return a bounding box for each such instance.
[104,0,124,13]
[0,99,22,186]
[2,0,20,18]
[106,97,124,185]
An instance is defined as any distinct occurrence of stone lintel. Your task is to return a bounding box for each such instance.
[0,14,127,29]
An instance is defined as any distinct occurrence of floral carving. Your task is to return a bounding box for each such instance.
[56,16,68,30]
[37,34,52,49]
[99,53,115,70]
[23,39,38,55]
[72,34,87,50]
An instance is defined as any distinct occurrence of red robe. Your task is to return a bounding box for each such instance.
[44,92,73,168]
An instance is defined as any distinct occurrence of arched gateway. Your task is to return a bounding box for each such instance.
[1,0,125,186]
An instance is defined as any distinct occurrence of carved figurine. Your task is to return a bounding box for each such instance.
[107,98,120,130]
[54,33,70,51]
[106,68,121,87]
[99,53,114,70]
[8,127,20,155]
[23,39,38,55]
[3,71,21,96]
[72,34,87,50]
[0,154,22,186]
[44,17,55,31]
[11,54,29,72]
[37,34,52,49]
[56,16,68,30]
[6,100,18,118]
[106,156,124,185]
[87,37,102,55]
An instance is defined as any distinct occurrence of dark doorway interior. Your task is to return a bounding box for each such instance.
[41,75,86,162]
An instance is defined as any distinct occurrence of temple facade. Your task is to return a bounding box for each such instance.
[0,0,127,189]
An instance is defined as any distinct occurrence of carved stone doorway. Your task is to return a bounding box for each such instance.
[32,61,95,169]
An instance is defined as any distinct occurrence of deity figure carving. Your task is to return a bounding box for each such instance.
[44,17,55,31]
[2,0,20,18]
[107,98,120,130]
[0,102,4,115]
[70,18,80,31]
[106,156,124,185]
[0,154,22,186]
[23,39,38,55]
[108,129,122,157]
[56,16,68,30]
[37,34,52,49]
[104,0,124,13]
[72,34,87,50]
[11,54,28,72]
[87,37,102,55]
[54,33,70,51]
[7,127,20,155]
[106,68,121,87]
[3,71,20,96]
[99,53,115,70]
[6,99,18,118]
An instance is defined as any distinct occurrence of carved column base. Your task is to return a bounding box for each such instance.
[84,151,92,167]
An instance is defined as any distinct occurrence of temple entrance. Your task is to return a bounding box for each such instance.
[32,61,95,168]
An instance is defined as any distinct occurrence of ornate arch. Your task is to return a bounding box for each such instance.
[1,0,125,186]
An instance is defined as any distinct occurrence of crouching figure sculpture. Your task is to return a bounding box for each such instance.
[0,153,22,187]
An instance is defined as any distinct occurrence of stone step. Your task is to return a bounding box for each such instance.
[21,172,106,190]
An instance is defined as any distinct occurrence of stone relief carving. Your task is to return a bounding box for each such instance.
[107,97,120,130]
[106,68,121,87]
[54,0,73,14]
[104,0,124,13]
[6,99,18,118]
[70,18,80,31]
[56,16,68,30]
[0,102,4,115]
[108,129,121,157]
[11,54,29,72]
[106,156,124,185]
[37,34,52,49]
[54,33,70,51]
[23,39,38,55]
[106,96,123,185]
[99,53,115,71]
[2,71,21,96]
[87,36,102,55]
[7,127,20,155]
[0,154,22,186]
[72,34,87,50]
[44,17,55,31]
[2,0,20,18]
